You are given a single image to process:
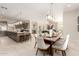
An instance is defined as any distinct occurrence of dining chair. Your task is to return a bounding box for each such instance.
[36,35,50,56]
[34,34,38,48]
[52,34,70,56]
[34,32,47,43]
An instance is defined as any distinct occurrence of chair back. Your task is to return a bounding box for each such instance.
[34,34,38,38]
[63,34,70,50]
[36,35,46,49]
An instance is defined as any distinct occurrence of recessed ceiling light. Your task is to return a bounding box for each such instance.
[67,4,71,7]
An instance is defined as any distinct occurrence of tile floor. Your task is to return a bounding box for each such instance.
[0,35,79,56]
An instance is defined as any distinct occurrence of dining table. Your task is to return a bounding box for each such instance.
[44,33,62,56]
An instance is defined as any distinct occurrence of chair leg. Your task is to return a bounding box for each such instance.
[34,42,37,48]
[55,49,58,53]
[43,51,45,56]
[64,51,66,56]
[62,51,66,56]
[36,48,39,55]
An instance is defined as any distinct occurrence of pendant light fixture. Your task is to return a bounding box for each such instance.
[0,6,8,20]
[46,3,53,21]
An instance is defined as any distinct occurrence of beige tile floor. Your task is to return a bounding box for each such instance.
[0,36,79,56]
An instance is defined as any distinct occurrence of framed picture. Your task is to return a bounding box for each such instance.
[78,16,79,24]
[78,25,79,32]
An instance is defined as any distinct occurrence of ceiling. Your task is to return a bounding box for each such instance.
[0,3,79,23]
[64,3,79,12]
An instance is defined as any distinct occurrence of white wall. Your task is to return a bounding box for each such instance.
[53,4,64,30]
[63,10,79,40]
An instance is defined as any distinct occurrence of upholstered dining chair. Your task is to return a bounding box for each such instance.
[52,34,70,56]
[36,35,50,56]
[34,34,38,48]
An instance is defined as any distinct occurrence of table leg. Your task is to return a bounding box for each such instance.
[49,42,55,56]
[49,45,53,56]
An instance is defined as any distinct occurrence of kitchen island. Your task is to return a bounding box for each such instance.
[5,31,30,42]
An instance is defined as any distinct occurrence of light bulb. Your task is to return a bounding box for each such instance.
[47,15,53,20]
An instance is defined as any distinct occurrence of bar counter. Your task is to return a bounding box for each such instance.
[5,31,30,42]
